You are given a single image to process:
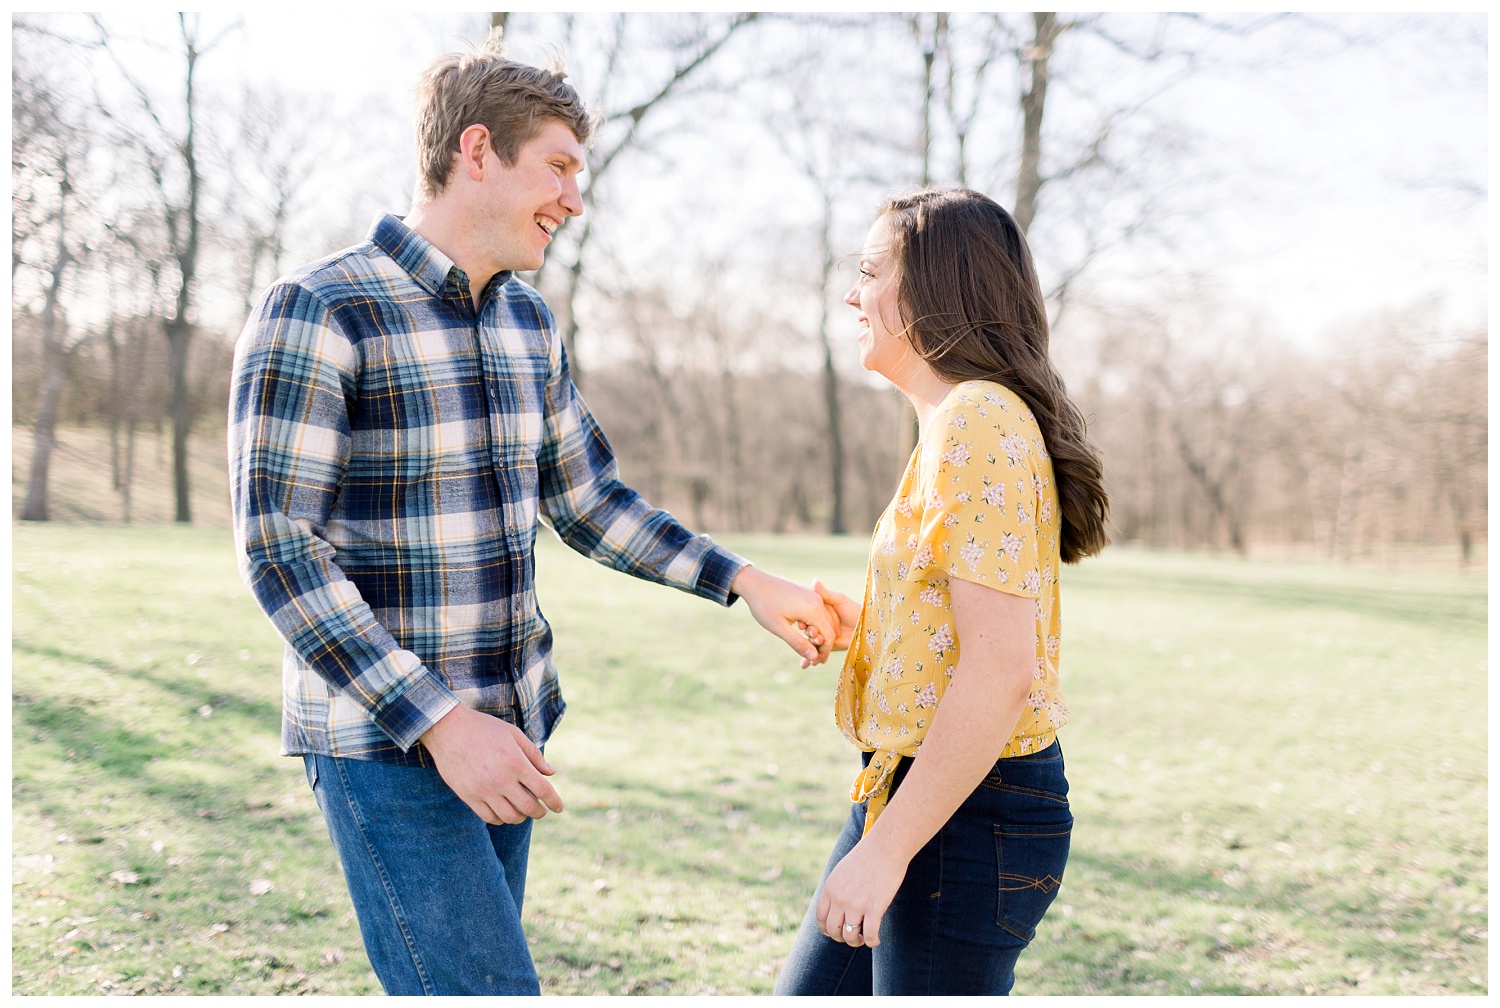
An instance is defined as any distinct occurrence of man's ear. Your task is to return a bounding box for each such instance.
[457,124,491,183]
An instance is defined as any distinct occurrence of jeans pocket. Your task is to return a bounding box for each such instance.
[994,821,1071,942]
[303,755,319,791]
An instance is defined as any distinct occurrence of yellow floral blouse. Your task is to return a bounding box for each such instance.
[834,380,1067,831]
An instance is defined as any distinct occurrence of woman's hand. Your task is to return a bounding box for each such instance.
[816,834,908,948]
[812,579,860,652]
[731,565,834,667]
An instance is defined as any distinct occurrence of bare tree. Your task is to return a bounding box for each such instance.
[528,12,760,385]
[13,47,98,521]
[228,85,327,316]
[767,77,856,534]
[91,13,237,523]
[909,12,948,188]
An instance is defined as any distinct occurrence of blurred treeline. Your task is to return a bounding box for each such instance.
[11,13,1486,565]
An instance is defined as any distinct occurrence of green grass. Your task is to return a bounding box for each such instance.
[11,525,1487,995]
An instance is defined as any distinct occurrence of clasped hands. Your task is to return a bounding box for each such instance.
[731,566,860,669]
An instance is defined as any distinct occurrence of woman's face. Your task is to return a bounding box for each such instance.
[844,215,913,381]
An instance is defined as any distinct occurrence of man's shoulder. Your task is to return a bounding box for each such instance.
[496,274,554,328]
[272,237,399,309]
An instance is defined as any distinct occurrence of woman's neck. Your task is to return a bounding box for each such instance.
[890,360,956,442]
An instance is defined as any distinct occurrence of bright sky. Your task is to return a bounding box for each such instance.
[24,12,1488,353]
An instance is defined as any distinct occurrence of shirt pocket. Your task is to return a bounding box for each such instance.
[481,338,549,534]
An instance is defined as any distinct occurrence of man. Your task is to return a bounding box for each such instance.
[228,32,834,996]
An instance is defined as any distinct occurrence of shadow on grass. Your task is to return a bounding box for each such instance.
[12,641,309,883]
[13,640,282,728]
[13,693,305,828]
[1062,845,1455,967]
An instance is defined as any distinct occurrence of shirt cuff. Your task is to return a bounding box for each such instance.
[696,542,750,607]
[373,669,463,752]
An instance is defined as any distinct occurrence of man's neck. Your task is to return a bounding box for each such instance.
[404,198,497,312]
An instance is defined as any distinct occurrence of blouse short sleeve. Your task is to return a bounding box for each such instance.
[907,388,1050,598]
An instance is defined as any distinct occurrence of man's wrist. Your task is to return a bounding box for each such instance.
[418,700,466,752]
[729,563,762,597]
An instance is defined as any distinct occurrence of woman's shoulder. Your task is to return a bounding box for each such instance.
[938,380,1038,433]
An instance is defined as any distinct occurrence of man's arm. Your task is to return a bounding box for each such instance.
[533,330,833,662]
[229,281,463,749]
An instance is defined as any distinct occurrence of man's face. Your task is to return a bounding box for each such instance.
[474,118,586,274]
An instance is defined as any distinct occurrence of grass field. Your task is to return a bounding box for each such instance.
[11,524,1488,995]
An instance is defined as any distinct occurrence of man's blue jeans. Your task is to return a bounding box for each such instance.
[775,741,1072,996]
[303,754,540,995]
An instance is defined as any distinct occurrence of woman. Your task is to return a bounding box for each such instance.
[776,188,1109,996]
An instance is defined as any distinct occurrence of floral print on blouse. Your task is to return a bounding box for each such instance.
[834,380,1067,831]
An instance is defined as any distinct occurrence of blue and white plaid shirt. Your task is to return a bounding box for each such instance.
[229,214,747,764]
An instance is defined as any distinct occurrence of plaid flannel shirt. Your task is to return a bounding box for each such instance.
[229,214,747,764]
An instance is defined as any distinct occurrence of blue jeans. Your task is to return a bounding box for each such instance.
[775,741,1072,996]
[303,754,539,995]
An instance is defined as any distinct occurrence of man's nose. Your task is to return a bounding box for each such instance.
[561,174,584,217]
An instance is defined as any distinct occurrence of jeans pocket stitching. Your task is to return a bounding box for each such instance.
[979,780,1071,805]
[995,826,1072,837]
[998,872,1064,893]
[993,824,1070,943]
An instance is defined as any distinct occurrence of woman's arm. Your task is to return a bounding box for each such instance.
[814,577,1037,948]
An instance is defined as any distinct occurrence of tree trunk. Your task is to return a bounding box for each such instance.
[817,195,847,534]
[1015,12,1059,235]
[20,241,72,522]
[724,383,748,530]
[558,219,590,390]
[21,352,66,522]
[1173,420,1248,558]
[918,15,937,187]
[122,415,138,524]
[167,14,202,524]
[166,319,194,522]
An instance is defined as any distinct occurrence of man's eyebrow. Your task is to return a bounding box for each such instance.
[550,150,585,170]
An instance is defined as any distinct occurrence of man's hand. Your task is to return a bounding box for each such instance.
[420,705,563,825]
[731,565,836,667]
[817,834,908,948]
[813,579,860,652]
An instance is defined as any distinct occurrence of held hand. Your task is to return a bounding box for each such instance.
[816,834,908,948]
[813,579,860,652]
[420,705,564,825]
[731,565,835,667]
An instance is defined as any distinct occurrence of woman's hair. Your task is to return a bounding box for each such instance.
[879,187,1109,562]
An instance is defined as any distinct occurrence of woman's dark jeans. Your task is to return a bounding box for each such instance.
[775,741,1072,996]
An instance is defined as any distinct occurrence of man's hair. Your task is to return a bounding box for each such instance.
[413,27,593,202]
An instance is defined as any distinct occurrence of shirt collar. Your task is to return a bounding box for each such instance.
[368,213,514,304]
